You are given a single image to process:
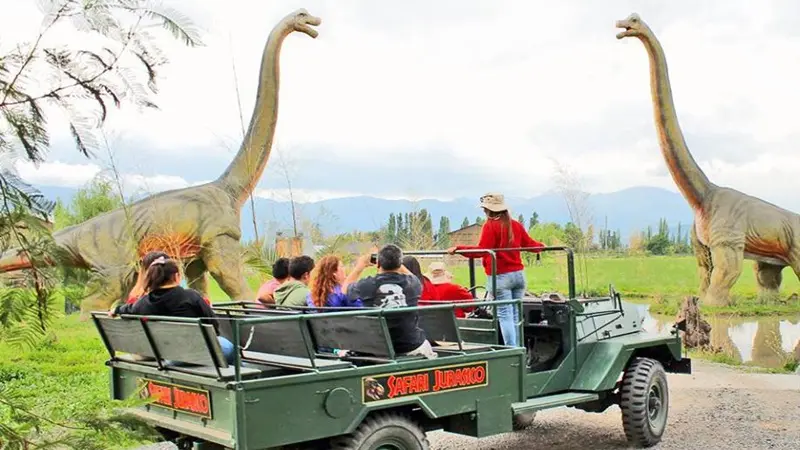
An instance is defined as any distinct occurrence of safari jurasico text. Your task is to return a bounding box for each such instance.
[362,362,488,403]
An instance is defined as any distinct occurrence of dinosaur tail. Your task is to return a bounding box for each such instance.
[0,250,34,273]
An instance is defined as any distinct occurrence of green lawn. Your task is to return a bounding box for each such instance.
[0,314,156,449]
[209,254,800,309]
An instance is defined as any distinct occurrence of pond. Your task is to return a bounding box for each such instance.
[634,303,800,369]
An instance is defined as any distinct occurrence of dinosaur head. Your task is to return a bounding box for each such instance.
[290,9,322,39]
[615,13,649,40]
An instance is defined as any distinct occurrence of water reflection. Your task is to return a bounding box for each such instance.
[635,303,800,369]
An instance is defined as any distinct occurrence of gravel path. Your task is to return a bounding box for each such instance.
[136,360,800,450]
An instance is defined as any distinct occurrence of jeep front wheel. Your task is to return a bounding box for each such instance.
[620,357,669,447]
[330,412,430,450]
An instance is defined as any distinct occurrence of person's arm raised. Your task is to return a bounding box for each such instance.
[342,250,375,294]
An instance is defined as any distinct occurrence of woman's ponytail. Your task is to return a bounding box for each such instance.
[144,256,180,292]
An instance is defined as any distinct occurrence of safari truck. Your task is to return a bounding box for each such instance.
[91,246,692,450]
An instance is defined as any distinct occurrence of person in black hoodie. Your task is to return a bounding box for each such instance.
[110,255,235,364]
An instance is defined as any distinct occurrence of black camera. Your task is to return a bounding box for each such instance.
[369,254,377,264]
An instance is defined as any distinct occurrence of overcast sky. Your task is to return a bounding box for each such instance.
[5,0,800,208]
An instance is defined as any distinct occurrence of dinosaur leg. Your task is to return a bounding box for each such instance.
[690,225,712,298]
[753,262,783,303]
[79,268,127,320]
[202,235,252,302]
[704,244,744,307]
[185,259,208,295]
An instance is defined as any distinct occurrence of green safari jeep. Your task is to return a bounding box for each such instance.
[92,246,691,449]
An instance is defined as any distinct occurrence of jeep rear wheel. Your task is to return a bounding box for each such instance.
[512,411,537,430]
[330,412,429,450]
[620,357,669,447]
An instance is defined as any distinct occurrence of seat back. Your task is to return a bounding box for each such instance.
[93,315,155,358]
[417,307,460,343]
[307,315,393,357]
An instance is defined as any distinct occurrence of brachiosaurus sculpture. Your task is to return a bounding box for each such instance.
[616,13,800,306]
[0,9,321,313]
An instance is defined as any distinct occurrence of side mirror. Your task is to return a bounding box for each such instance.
[673,319,687,332]
[567,299,584,313]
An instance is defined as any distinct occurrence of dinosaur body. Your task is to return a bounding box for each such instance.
[616,13,800,306]
[0,9,322,312]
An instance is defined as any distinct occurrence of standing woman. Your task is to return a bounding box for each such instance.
[447,193,544,347]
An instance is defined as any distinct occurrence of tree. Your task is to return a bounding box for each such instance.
[436,216,451,248]
[551,161,593,294]
[0,2,201,446]
[563,222,584,250]
[475,216,484,226]
[461,217,469,229]
[528,211,539,229]
[53,177,122,229]
[517,213,524,224]
[386,213,397,244]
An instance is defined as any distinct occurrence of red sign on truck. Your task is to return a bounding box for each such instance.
[138,378,212,419]
[361,361,488,403]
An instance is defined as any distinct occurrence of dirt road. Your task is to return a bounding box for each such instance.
[137,360,800,450]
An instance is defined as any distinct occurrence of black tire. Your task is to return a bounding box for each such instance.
[512,411,537,430]
[330,412,430,450]
[620,357,669,448]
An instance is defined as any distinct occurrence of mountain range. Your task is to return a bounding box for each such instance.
[34,184,694,243]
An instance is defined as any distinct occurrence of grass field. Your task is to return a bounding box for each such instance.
[209,254,800,315]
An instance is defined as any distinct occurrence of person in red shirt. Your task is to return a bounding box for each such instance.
[402,257,476,318]
[447,192,544,347]
[425,262,475,318]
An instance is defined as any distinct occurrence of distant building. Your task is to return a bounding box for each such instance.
[445,223,482,265]
[275,230,314,258]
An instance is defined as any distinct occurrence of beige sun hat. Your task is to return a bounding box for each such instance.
[479,192,509,212]
[426,261,452,285]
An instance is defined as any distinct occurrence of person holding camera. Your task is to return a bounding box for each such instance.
[347,244,436,359]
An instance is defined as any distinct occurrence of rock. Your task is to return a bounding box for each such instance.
[675,296,715,350]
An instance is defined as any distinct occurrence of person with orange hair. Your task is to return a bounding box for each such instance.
[305,255,364,309]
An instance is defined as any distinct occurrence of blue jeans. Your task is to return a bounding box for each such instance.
[217,336,235,365]
[488,270,526,347]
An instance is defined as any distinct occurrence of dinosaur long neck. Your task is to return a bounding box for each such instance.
[216,21,293,206]
[641,32,712,211]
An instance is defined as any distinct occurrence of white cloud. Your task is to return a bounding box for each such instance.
[5,0,800,206]
[14,160,192,195]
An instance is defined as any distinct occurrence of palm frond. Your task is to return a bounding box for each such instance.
[132,1,204,47]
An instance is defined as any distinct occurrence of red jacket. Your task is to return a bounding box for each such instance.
[456,219,544,276]
[418,276,475,318]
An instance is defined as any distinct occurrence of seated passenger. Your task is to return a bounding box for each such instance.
[425,261,475,318]
[306,255,364,309]
[273,255,315,308]
[400,256,436,300]
[110,255,234,364]
[347,245,437,359]
[126,251,210,305]
[256,257,290,304]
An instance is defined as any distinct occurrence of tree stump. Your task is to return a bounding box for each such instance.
[675,296,713,350]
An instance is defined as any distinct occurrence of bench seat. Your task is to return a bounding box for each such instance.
[242,350,353,371]
[167,364,262,380]
[432,340,492,352]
